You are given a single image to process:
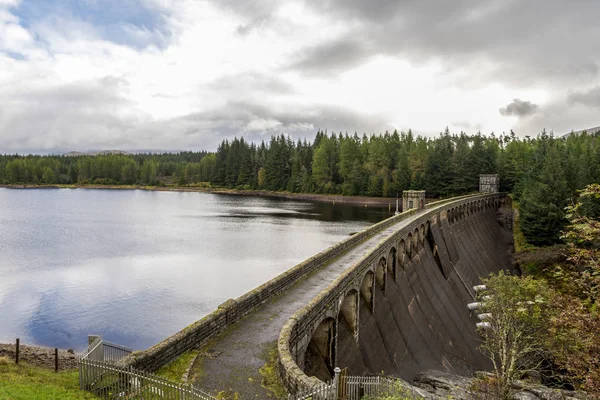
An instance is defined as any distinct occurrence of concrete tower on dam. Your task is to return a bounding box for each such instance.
[479,174,500,193]
[402,190,425,211]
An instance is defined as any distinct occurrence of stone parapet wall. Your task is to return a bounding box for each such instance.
[277,193,504,394]
[120,194,476,372]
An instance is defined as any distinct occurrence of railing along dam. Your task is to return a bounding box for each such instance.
[278,193,511,394]
[119,193,511,398]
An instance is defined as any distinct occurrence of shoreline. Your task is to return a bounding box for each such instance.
[0,184,399,207]
[0,342,78,371]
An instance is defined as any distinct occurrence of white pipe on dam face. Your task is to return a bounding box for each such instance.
[476,322,492,330]
[467,302,484,311]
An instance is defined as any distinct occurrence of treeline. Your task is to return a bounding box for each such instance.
[210,129,499,197]
[2,128,600,244]
[209,129,600,200]
[0,151,214,186]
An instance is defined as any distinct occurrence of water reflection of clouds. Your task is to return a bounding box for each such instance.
[0,253,306,349]
[0,189,384,350]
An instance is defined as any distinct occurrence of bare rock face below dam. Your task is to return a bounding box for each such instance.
[297,198,513,386]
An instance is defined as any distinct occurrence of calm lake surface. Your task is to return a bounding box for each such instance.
[0,188,390,350]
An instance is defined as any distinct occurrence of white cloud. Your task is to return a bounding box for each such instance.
[0,0,599,152]
[0,0,21,6]
[246,118,282,132]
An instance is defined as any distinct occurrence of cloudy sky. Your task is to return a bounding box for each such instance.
[1,0,599,153]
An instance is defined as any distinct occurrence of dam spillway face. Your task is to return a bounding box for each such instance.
[296,196,512,384]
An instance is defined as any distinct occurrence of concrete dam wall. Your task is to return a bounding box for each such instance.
[279,194,512,393]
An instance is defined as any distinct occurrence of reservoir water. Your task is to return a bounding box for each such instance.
[0,188,390,350]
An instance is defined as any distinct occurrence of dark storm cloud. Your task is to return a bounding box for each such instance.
[0,77,137,152]
[180,100,388,134]
[108,101,389,152]
[288,38,373,76]
[207,72,295,95]
[314,0,405,22]
[24,76,130,107]
[235,15,270,36]
[0,77,388,153]
[209,0,273,18]
[499,99,538,117]
[281,1,600,86]
[569,86,600,107]
[513,100,600,138]
[6,1,600,153]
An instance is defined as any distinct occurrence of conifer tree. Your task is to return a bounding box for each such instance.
[520,139,569,245]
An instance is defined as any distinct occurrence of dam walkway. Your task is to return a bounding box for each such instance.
[190,202,459,399]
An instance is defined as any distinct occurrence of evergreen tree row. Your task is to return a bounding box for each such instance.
[0,152,214,186]
[210,129,501,197]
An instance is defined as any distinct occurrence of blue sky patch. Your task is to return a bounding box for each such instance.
[13,0,170,49]
[3,50,26,60]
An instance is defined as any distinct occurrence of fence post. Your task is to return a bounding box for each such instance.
[334,367,341,400]
[54,348,58,372]
[15,338,19,365]
[88,335,100,346]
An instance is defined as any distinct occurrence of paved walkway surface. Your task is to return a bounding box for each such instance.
[191,207,434,399]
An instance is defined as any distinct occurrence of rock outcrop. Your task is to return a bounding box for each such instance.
[0,343,78,371]
[411,370,592,400]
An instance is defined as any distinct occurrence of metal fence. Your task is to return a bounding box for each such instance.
[339,375,426,399]
[78,335,104,360]
[78,335,217,400]
[78,337,425,400]
[78,336,133,363]
[79,358,217,400]
[289,368,427,400]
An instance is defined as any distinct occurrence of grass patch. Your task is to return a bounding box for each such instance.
[189,353,206,384]
[258,342,288,399]
[512,199,568,277]
[0,356,97,400]
[512,200,536,253]
[155,350,199,382]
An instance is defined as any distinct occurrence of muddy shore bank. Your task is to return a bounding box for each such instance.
[0,343,78,371]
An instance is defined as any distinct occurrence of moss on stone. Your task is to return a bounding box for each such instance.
[155,349,199,382]
[512,200,536,253]
[259,342,288,399]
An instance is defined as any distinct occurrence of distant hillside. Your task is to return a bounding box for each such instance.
[64,150,130,157]
[562,126,600,137]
